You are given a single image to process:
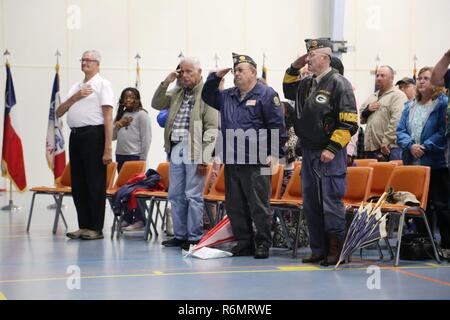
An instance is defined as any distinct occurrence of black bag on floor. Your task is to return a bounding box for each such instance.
[399,233,435,260]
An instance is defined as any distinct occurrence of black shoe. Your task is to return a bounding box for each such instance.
[162,238,185,247]
[254,245,269,259]
[181,240,200,251]
[231,244,255,256]
[302,254,325,264]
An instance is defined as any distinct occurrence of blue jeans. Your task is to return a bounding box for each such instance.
[168,146,206,241]
[301,148,347,256]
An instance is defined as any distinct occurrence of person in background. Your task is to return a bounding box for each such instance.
[396,77,416,102]
[397,66,450,259]
[359,65,407,161]
[113,87,151,231]
[430,48,450,174]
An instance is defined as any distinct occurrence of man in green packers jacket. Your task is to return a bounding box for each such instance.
[283,38,358,266]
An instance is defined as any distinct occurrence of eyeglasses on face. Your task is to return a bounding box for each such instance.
[232,67,251,74]
[80,58,98,63]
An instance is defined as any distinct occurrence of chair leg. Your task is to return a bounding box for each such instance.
[106,197,115,239]
[421,210,441,264]
[292,210,301,258]
[395,213,406,267]
[26,193,37,232]
[275,210,293,250]
[60,211,68,230]
[204,202,216,228]
[161,201,168,230]
[143,198,156,241]
[377,242,384,260]
[52,194,65,234]
[384,237,395,260]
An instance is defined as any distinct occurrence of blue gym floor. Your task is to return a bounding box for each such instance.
[1,192,450,300]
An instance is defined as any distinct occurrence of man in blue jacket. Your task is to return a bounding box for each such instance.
[202,53,287,259]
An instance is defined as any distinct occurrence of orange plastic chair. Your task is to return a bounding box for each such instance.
[378,165,440,266]
[271,165,284,200]
[354,158,378,167]
[203,165,226,227]
[367,162,398,198]
[389,160,404,166]
[135,162,171,241]
[27,162,117,233]
[270,164,303,256]
[107,160,147,239]
[343,166,373,207]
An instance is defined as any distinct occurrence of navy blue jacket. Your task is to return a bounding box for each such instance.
[112,169,161,216]
[202,73,287,164]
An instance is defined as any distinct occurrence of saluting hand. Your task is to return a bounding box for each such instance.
[163,69,180,85]
[291,53,308,69]
[215,68,231,78]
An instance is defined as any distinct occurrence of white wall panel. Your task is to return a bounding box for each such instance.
[0,0,449,189]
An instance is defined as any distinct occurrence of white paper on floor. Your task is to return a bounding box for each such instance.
[183,246,233,259]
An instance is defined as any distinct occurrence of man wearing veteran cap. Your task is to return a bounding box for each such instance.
[283,38,358,266]
[396,77,416,102]
[202,53,287,259]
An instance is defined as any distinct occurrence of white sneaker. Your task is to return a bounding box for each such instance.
[123,221,145,232]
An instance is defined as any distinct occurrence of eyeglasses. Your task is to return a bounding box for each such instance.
[307,52,327,59]
[231,67,251,74]
[80,58,98,63]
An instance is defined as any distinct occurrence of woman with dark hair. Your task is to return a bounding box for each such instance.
[113,87,152,231]
[396,66,450,258]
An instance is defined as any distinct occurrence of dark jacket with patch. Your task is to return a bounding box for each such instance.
[202,73,287,164]
[283,67,358,153]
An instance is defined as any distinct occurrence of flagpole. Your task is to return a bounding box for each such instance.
[47,50,66,210]
[134,53,141,89]
[213,53,219,68]
[1,50,20,211]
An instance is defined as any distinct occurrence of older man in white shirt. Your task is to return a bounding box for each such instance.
[57,50,113,240]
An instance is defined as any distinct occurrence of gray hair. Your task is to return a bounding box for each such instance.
[83,50,101,62]
[180,56,201,70]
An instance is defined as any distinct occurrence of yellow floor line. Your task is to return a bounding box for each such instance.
[1,263,449,285]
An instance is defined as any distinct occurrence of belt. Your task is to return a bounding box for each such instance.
[70,124,104,133]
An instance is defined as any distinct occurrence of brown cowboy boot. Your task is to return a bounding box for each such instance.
[320,233,344,267]
[302,254,325,264]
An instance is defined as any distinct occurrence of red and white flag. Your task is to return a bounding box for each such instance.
[45,64,66,181]
[1,62,27,191]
